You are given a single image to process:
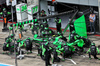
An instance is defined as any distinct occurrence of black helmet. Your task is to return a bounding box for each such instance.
[41,10,45,12]
[55,17,59,19]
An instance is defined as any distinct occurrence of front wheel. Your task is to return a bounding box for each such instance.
[38,48,46,60]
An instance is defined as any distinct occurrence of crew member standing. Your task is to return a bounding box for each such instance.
[89,11,96,34]
[40,10,47,22]
[45,45,51,66]
[55,17,62,33]
[0,8,11,32]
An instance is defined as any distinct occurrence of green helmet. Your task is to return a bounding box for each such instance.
[17,39,20,42]
[43,21,47,24]
[72,31,75,34]
[27,37,30,40]
[58,32,61,35]
[3,8,6,11]
[91,43,95,46]
[45,27,48,30]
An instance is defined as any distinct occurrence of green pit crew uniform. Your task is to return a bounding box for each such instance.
[0,8,11,31]
[31,23,40,35]
[55,17,62,33]
[87,43,100,59]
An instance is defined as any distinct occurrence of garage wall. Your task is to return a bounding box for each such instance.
[48,0,98,6]
[40,0,48,16]
[48,14,73,29]
[40,0,99,29]
[27,0,39,6]
[0,0,6,5]
[98,0,100,31]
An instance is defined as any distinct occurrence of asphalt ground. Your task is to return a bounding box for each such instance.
[0,22,100,66]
